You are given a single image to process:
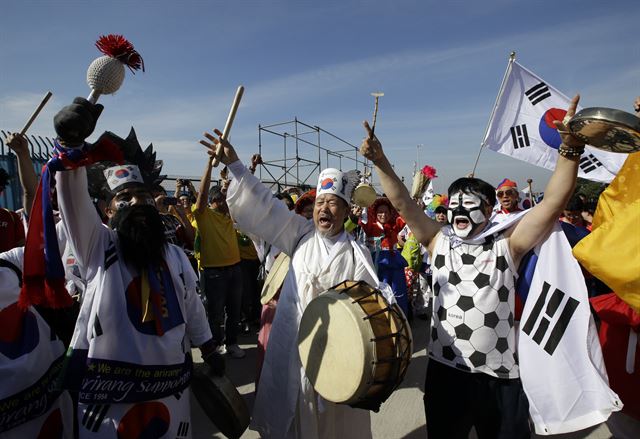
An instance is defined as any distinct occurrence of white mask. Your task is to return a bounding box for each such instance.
[447,191,486,238]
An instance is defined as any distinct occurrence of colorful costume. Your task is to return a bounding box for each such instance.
[359,198,408,315]
[53,137,212,438]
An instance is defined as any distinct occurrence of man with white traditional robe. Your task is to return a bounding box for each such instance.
[199,129,379,439]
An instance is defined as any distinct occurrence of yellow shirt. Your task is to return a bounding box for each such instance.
[237,231,259,260]
[192,206,240,268]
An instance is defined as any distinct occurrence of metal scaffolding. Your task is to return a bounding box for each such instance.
[1,119,374,209]
[257,118,371,192]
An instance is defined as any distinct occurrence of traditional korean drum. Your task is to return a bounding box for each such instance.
[191,363,250,439]
[260,252,290,305]
[297,280,412,412]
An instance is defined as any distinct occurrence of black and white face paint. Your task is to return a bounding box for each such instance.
[447,191,487,238]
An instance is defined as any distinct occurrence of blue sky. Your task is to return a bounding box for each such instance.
[1,0,638,194]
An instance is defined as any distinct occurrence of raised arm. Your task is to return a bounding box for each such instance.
[52,97,107,273]
[199,129,312,256]
[359,121,441,248]
[248,153,262,175]
[194,156,214,215]
[6,133,38,217]
[508,95,583,265]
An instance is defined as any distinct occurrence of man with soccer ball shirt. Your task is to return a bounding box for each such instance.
[360,95,585,438]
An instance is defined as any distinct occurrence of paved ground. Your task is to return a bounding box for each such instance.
[190,318,613,439]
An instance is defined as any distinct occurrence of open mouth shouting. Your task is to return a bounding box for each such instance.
[317,211,334,230]
[453,216,470,231]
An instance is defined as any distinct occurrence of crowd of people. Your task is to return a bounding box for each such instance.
[0,93,638,439]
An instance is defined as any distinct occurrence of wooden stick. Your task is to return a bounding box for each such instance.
[371,96,380,136]
[20,91,53,136]
[369,92,384,137]
[211,86,244,167]
[527,178,534,206]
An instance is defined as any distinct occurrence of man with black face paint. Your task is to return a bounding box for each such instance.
[51,98,222,439]
[361,96,588,439]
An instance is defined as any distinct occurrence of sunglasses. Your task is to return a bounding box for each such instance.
[497,190,517,197]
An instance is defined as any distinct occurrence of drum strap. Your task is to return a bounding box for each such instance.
[349,239,379,283]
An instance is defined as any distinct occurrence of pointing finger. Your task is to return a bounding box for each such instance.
[566,94,580,118]
[363,120,373,139]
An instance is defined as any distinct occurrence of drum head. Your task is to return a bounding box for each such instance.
[298,289,375,404]
[260,253,290,305]
[569,107,640,153]
[191,363,250,439]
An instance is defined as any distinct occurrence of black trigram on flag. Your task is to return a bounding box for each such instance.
[176,421,190,438]
[522,281,579,355]
[92,315,103,339]
[104,245,118,270]
[579,154,604,174]
[81,404,110,432]
[525,82,551,105]
[510,124,530,149]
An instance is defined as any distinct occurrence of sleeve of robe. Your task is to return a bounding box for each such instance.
[227,160,314,257]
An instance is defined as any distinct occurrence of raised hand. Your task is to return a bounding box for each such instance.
[5,133,29,157]
[220,166,229,182]
[251,153,263,168]
[53,97,104,146]
[199,129,239,165]
[359,120,385,164]
[634,96,640,115]
[552,94,585,148]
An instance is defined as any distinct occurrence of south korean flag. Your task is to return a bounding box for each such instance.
[517,223,621,435]
[483,60,627,183]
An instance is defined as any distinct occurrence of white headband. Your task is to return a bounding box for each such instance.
[316,168,359,204]
[104,165,144,191]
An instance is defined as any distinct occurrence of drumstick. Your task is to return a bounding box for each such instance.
[370,92,384,137]
[211,86,244,167]
[20,91,53,136]
[526,178,534,206]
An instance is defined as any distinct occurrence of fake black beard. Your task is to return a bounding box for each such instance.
[109,205,167,271]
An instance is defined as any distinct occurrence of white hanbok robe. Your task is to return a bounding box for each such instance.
[227,161,378,439]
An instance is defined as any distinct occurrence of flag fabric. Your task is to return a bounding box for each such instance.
[421,180,435,206]
[573,152,640,313]
[19,135,124,310]
[483,61,627,183]
[519,223,622,435]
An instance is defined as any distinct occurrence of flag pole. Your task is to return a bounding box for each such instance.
[470,51,516,176]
